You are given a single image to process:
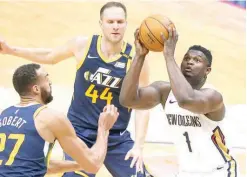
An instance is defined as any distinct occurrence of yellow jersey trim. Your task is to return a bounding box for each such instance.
[77,36,93,70]
[96,35,127,63]
[33,105,47,119]
[126,46,135,73]
[130,45,135,58]
[45,142,55,167]
[212,127,231,161]
[228,159,237,177]
[126,59,132,73]
[212,126,237,177]
[75,171,90,177]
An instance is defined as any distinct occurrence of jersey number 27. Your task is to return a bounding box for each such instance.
[0,133,25,165]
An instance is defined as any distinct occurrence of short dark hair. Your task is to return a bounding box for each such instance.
[100,1,127,19]
[188,45,212,66]
[13,63,41,96]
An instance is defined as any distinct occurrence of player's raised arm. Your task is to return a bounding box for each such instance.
[160,27,225,119]
[120,29,170,109]
[42,105,118,174]
[0,36,88,64]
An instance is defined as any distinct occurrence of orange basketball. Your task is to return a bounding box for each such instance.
[139,14,175,52]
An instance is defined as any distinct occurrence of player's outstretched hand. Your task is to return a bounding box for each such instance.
[125,145,144,174]
[98,104,119,131]
[0,39,13,54]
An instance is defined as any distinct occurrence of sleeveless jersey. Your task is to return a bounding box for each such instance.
[164,90,237,175]
[0,104,54,177]
[68,35,134,132]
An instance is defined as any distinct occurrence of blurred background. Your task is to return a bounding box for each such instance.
[0,0,245,176]
[222,0,246,8]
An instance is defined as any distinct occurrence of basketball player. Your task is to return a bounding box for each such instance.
[119,28,237,177]
[0,63,119,176]
[0,1,151,176]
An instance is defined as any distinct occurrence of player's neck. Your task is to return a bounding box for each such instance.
[19,96,43,106]
[187,77,206,90]
[191,78,206,90]
[101,36,123,58]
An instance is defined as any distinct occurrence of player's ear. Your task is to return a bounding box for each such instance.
[99,20,103,27]
[206,66,211,75]
[32,85,40,95]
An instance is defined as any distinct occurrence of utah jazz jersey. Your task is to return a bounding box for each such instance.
[164,90,237,176]
[68,35,134,132]
[0,104,54,177]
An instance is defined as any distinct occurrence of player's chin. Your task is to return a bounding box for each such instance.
[182,71,194,78]
[110,35,123,43]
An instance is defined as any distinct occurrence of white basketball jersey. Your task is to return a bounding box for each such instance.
[164,90,237,176]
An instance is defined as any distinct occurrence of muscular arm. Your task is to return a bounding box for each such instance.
[8,36,88,64]
[46,110,109,174]
[120,54,170,109]
[47,160,81,174]
[134,59,150,148]
[165,57,224,120]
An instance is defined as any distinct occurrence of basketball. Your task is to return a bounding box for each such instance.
[139,14,175,52]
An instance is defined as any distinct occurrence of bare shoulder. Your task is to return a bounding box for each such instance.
[64,36,88,52]
[34,107,66,143]
[200,88,223,101]
[35,107,67,127]
[201,88,225,120]
[36,107,70,132]
[69,36,90,62]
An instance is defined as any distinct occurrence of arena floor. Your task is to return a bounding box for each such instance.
[0,1,245,177]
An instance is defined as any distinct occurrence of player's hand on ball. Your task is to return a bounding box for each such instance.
[98,105,119,131]
[161,26,178,58]
[0,39,13,54]
[125,146,144,173]
[134,28,149,57]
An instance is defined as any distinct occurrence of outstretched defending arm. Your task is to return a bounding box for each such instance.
[39,105,118,174]
[0,36,88,64]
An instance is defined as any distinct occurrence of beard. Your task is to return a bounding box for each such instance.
[41,87,53,104]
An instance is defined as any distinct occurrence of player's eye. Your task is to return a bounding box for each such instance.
[118,20,124,24]
[194,58,200,62]
[184,57,190,61]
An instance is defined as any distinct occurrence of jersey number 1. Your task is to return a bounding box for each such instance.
[0,133,25,165]
[183,131,192,152]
